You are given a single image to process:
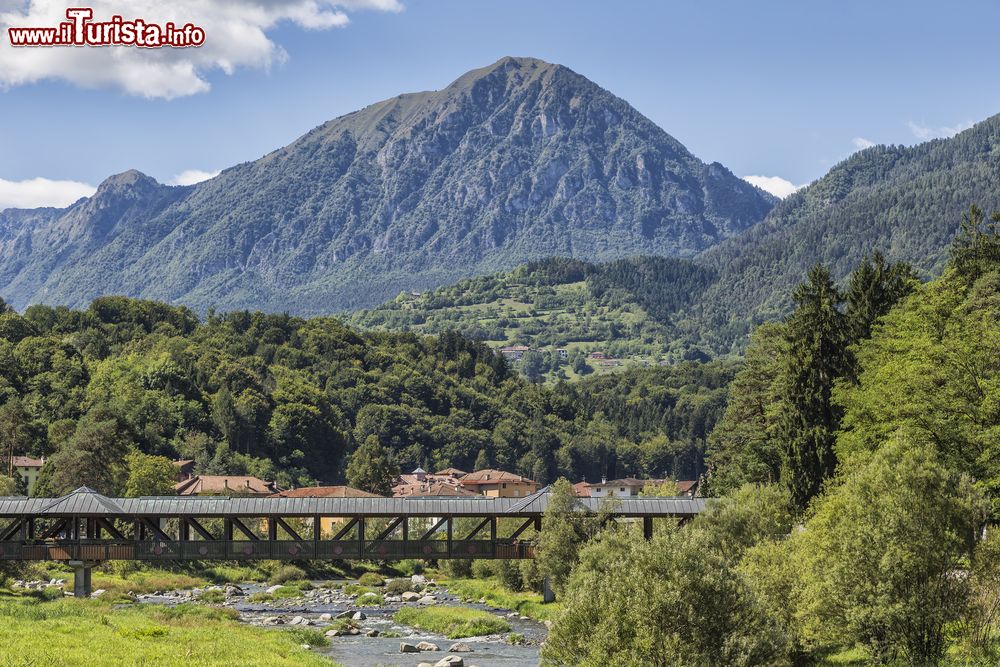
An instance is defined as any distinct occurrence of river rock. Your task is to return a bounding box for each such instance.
[448,643,473,652]
[400,642,420,653]
[416,641,439,651]
[418,595,437,605]
[365,628,379,637]
[434,657,464,667]
[418,663,434,667]
[352,611,366,620]
[325,629,342,637]
[401,591,422,602]
[411,574,427,586]
[543,619,553,629]
[318,613,332,621]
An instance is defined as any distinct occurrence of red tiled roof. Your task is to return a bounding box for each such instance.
[269,486,381,498]
[393,481,479,497]
[11,456,43,468]
[435,467,468,477]
[573,481,591,497]
[460,469,537,486]
[175,475,276,496]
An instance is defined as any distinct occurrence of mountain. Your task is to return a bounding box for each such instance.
[349,256,719,379]
[695,115,1000,334]
[0,56,776,313]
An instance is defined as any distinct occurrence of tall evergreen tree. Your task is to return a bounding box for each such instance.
[844,251,917,344]
[779,265,850,510]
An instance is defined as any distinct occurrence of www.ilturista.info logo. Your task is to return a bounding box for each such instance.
[7,8,205,48]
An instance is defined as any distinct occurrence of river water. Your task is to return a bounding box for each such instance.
[143,579,545,667]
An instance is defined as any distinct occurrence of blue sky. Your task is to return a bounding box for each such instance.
[2,0,999,207]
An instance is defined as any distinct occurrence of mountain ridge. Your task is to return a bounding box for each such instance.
[0,56,776,313]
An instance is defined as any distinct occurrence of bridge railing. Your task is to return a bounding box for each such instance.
[0,538,536,561]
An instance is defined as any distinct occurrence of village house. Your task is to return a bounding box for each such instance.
[498,344,530,361]
[174,475,278,497]
[582,477,699,498]
[10,456,44,495]
[172,459,195,482]
[459,469,540,498]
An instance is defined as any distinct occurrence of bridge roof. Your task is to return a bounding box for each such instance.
[0,487,708,518]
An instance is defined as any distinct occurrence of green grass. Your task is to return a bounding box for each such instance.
[393,606,511,639]
[356,592,384,607]
[442,577,562,622]
[0,596,337,666]
[358,572,385,587]
[197,589,226,604]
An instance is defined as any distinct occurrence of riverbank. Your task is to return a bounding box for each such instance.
[0,590,336,666]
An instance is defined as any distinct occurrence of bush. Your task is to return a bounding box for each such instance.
[358,572,385,587]
[385,579,412,594]
[198,589,225,604]
[441,559,473,578]
[470,560,494,580]
[285,627,329,648]
[393,606,511,639]
[270,565,306,585]
[493,560,523,591]
[356,592,384,607]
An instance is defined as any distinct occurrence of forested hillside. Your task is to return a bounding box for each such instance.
[0,296,734,496]
[694,114,1000,346]
[350,256,720,374]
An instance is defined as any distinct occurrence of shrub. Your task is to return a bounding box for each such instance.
[198,589,225,604]
[394,607,511,639]
[470,560,494,580]
[356,592,384,607]
[441,559,473,578]
[285,627,329,647]
[270,565,307,585]
[358,572,385,587]
[385,579,411,595]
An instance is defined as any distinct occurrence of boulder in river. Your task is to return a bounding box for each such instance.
[352,611,366,620]
[401,591,422,602]
[448,642,473,652]
[416,641,439,651]
[418,595,437,605]
[400,642,420,653]
[434,656,464,667]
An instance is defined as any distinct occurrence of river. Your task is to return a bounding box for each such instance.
[140,577,546,667]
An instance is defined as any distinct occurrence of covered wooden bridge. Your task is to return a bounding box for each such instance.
[0,487,705,596]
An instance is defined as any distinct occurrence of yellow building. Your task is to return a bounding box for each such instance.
[459,469,539,498]
[11,457,44,495]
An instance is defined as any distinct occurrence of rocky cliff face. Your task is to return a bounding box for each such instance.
[0,57,776,313]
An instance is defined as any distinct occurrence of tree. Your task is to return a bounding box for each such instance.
[0,398,37,478]
[705,323,787,494]
[473,448,490,472]
[950,204,1000,281]
[521,350,546,383]
[535,478,602,596]
[795,437,986,664]
[844,251,917,345]
[0,476,15,496]
[33,407,130,496]
[691,483,794,564]
[778,265,850,510]
[345,436,399,496]
[542,526,783,667]
[124,452,178,497]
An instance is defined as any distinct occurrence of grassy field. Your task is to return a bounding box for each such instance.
[393,606,511,639]
[442,577,562,622]
[0,593,335,667]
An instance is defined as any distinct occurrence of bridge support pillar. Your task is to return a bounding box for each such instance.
[543,576,555,603]
[69,560,96,598]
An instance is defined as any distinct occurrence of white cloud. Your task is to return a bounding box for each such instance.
[742,175,805,199]
[852,137,876,150]
[0,1,403,99]
[0,176,96,210]
[907,119,975,141]
[169,169,220,186]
